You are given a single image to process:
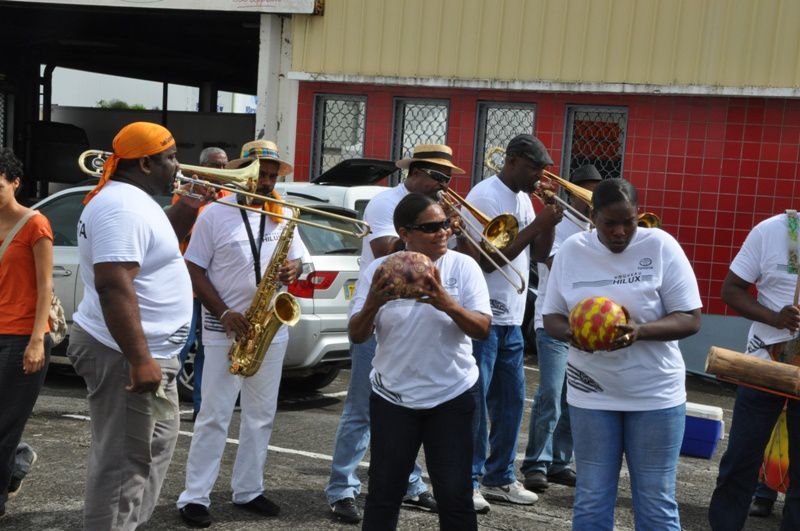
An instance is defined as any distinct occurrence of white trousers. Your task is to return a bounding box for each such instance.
[177,340,286,508]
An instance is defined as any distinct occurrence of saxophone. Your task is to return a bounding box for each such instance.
[228,211,301,376]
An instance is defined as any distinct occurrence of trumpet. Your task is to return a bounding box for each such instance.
[485,147,593,230]
[77,149,371,239]
[437,188,526,294]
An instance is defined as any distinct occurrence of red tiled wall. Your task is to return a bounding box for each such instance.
[296,82,800,316]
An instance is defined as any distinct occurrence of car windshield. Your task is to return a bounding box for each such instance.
[297,211,363,255]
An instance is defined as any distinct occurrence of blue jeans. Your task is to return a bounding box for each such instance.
[325,335,427,504]
[570,403,685,531]
[364,386,478,531]
[521,328,572,476]
[471,325,526,488]
[0,335,51,513]
[709,386,800,530]
[179,299,204,415]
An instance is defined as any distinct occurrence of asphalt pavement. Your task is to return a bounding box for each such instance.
[2,358,785,531]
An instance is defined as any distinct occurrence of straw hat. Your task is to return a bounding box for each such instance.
[395,144,465,174]
[227,140,293,176]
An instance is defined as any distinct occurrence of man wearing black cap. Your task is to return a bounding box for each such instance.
[461,134,563,513]
[520,164,602,494]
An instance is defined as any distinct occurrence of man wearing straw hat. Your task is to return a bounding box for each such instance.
[177,140,308,527]
[460,134,563,513]
[325,144,463,524]
[708,211,800,530]
[67,121,213,530]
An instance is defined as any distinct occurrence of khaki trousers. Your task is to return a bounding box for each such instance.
[68,324,180,531]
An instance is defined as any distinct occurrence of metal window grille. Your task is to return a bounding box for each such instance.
[391,98,449,183]
[563,105,628,180]
[473,102,536,183]
[310,94,367,178]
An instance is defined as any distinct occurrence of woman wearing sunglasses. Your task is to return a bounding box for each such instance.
[348,193,491,530]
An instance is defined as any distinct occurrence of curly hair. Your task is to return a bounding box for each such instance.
[0,148,23,182]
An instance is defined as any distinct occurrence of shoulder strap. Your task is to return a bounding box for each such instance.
[0,210,38,263]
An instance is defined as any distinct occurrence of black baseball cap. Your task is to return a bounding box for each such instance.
[570,164,602,184]
[506,134,554,167]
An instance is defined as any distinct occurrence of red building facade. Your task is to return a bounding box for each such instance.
[294,81,800,317]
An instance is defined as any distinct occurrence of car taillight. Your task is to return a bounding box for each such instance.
[288,271,338,298]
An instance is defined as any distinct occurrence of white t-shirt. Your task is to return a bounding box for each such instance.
[730,213,800,359]
[533,211,589,330]
[73,181,193,359]
[462,175,533,325]
[184,197,308,346]
[542,228,702,411]
[349,250,491,409]
[358,184,409,270]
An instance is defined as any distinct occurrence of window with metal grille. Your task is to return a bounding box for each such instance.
[391,98,449,183]
[473,102,536,183]
[563,106,627,180]
[310,94,367,178]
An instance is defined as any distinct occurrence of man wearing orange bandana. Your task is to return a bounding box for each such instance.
[67,122,212,530]
[176,140,308,527]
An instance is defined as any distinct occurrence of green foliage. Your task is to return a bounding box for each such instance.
[96,99,147,110]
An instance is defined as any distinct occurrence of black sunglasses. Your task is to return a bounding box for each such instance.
[405,219,452,233]
[418,168,452,185]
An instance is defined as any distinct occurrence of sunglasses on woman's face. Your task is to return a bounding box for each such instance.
[418,168,452,185]
[405,219,451,233]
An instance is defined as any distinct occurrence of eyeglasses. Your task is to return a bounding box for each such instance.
[418,168,452,185]
[405,219,451,233]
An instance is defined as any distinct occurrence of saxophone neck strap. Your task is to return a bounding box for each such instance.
[240,209,267,285]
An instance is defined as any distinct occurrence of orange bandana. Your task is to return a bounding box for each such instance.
[264,189,285,224]
[83,122,176,204]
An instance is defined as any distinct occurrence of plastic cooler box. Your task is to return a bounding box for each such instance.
[680,402,724,459]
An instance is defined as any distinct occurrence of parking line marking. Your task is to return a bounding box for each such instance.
[524,365,539,372]
[320,390,349,398]
[61,413,377,472]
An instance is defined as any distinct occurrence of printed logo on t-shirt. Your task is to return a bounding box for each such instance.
[567,363,603,393]
[444,277,457,288]
[205,314,227,333]
[747,334,767,354]
[371,371,403,404]
[490,299,510,316]
[78,219,87,239]
[167,323,191,345]
[638,257,653,269]
[573,272,654,288]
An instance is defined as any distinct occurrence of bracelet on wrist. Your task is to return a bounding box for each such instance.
[219,308,232,320]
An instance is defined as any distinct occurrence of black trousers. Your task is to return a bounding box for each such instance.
[0,334,50,511]
[363,384,478,531]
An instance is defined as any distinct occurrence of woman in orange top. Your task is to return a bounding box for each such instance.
[0,148,54,518]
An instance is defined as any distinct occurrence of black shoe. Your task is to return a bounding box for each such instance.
[749,497,774,518]
[547,468,576,487]
[330,497,361,524]
[523,471,549,492]
[402,491,438,513]
[234,494,280,517]
[179,503,212,528]
[7,449,37,498]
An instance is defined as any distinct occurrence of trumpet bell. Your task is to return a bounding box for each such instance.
[637,212,661,228]
[484,214,519,250]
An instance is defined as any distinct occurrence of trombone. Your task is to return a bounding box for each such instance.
[437,188,526,294]
[485,146,592,230]
[77,149,372,238]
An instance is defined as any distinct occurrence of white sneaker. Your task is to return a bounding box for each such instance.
[472,489,491,514]
[482,480,538,505]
